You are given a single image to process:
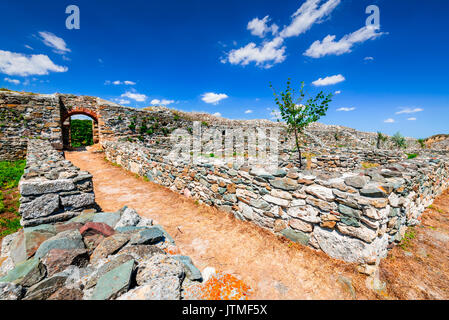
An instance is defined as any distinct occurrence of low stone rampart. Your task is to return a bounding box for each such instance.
[18,139,96,227]
[103,140,449,265]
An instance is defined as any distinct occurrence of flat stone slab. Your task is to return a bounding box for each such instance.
[92,211,121,228]
[129,227,165,245]
[19,179,75,196]
[89,259,135,300]
[172,255,202,281]
[35,230,85,259]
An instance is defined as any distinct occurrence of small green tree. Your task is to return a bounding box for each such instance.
[270,79,332,168]
[417,138,426,149]
[376,132,388,149]
[391,131,407,149]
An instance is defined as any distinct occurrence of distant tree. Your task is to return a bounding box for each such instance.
[270,79,332,168]
[70,119,93,148]
[391,131,407,149]
[376,132,388,149]
[417,138,426,149]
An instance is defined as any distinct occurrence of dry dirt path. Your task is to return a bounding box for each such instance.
[65,149,381,300]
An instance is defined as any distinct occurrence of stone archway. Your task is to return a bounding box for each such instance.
[61,107,100,149]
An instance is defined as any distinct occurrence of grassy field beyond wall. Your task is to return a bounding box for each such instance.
[0,160,25,240]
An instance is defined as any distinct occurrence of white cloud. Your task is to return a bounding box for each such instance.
[113,80,121,85]
[395,107,423,115]
[121,91,147,102]
[364,56,374,61]
[201,92,229,105]
[0,50,68,76]
[280,0,341,38]
[24,45,33,50]
[304,25,385,58]
[224,0,340,68]
[247,16,278,38]
[407,117,417,121]
[212,112,222,117]
[107,80,136,86]
[4,77,20,85]
[116,99,131,105]
[270,110,282,121]
[312,74,345,86]
[334,90,341,94]
[124,81,136,85]
[245,109,253,114]
[38,31,71,54]
[384,118,395,123]
[225,37,286,68]
[337,107,355,112]
[150,99,175,105]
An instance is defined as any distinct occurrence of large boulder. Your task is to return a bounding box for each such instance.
[0,282,23,300]
[79,222,115,238]
[90,233,130,263]
[0,257,46,287]
[114,207,141,229]
[118,276,181,300]
[35,230,85,259]
[42,249,89,277]
[136,254,184,286]
[129,228,165,245]
[89,259,135,300]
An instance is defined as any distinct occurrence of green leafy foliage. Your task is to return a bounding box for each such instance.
[70,119,93,148]
[270,79,332,167]
[376,132,388,149]
[406,153,418,159]
[417,138,426,149]
[391,131,407,149]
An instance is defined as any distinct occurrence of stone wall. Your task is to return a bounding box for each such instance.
[0,92,62,160]
[18,139,96,227]
[102,140,449,265]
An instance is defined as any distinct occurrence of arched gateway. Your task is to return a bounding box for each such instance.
[61,106,100,149]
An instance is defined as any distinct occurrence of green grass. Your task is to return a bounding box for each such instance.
[0,160,25,239]
[0,217,21,237]
[406,153,418,159]
[399,227,416,250]
[0,160,26,189]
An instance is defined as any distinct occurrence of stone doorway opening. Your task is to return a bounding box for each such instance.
[62,113,99,149]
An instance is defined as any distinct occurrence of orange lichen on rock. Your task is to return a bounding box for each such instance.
[184,272,252,300]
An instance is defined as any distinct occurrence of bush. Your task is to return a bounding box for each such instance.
[407,153,418,159]
[391,132,407,149]
[70,119,93,148]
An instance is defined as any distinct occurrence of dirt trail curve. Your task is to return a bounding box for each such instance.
[66,149,379,300]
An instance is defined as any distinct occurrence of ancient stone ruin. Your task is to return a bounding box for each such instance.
[1,90,448,299]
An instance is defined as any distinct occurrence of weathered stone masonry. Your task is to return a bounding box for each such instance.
[103,140,449,265]
[19,139,96,227]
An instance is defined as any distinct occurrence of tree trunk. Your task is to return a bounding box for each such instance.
[294,128,302,168]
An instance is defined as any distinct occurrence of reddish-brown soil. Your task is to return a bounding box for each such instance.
[65,147,449,300]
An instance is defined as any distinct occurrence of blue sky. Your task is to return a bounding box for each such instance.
[0,0,448,138]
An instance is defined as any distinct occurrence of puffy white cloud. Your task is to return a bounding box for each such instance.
[337,107,355,112]
[38,31,71,54]
[116,99,131,105]
[280,0,341,38]
[334,90,341,94]
[0,50,68,76]
[384,118,395,123]
[395,107,423,114]
[245,109,253,114]
[225,37,286,68]
[304,25,385,58]
[224,0,340,67]
[3,77,20,85]
[364,56,374,61]
[247,16,278,38]
[124,81,136,85]
[312,74,345,86]
[121,91,147,102]
[150,99,175,105]
[201,92,228,105]
[212,112,222,117]
[407,117,417,121]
